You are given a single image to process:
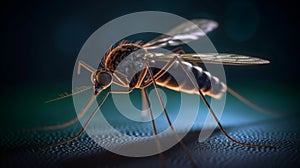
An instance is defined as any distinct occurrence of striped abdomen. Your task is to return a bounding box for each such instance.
[151,60,227,99]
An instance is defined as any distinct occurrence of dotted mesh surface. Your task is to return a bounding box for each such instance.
[1,115,299,168]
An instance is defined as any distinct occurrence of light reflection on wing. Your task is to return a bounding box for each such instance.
[148,53,270,66]
[143,19,218,49]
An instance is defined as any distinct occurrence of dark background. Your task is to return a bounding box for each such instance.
[1,0,299,168]
[1,0,299,86]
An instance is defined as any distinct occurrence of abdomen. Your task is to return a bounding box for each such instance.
[151,61,227,99]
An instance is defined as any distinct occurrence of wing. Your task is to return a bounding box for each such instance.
[143,19,218,49]
[149,53,270,66]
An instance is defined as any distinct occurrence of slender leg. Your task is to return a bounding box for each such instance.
[141,86,148,118]
[142,88,167,168]
[198,91,273,148]
[144,63,199,168]
[171,47,186,54]
[34,90,95,131]
[144,56,182,86]
[172,57,273,148]
[226,87,279,116]
[112,72,127,87]
[136,68,149,88]
[34,60,96,130]
[77,60,96,75]
[46,60,96,104]
[114,69,130,84]
[43,89,133,150]
[77,60,97,85]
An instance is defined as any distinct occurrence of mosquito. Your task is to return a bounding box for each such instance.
[41,19,273,167]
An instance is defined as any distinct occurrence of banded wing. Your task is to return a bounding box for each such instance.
[149,53,270,65]
[143,19,218,49]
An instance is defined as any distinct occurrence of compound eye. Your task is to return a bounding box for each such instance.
[95,71,112,88]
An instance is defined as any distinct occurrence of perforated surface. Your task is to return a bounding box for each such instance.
[1,116,299,168]
[1,84,299,168]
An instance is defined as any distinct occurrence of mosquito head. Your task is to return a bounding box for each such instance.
[94,69,113,94]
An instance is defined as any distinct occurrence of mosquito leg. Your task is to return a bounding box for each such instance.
[226,86,279,116]
[142,88,167,168]
[148,56,184,84]
[43,89,133,150]
[144,63,199,168]
[114,70,130,84]
[77,60,98,84]
[42,61,95,105]
[198,91,273,148]
[112,72,128,87]
[173,56,273,148]
[171,47,186,54]
[42,92,102,150]
[32,61,96,131]
[133,68,147,88]
[35,60,96,130]
[77,60,96,75]
[33,91,96,131]
[141,86,148,118]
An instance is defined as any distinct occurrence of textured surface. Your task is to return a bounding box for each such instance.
[0,85,299,168]
[1,115,300,168]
